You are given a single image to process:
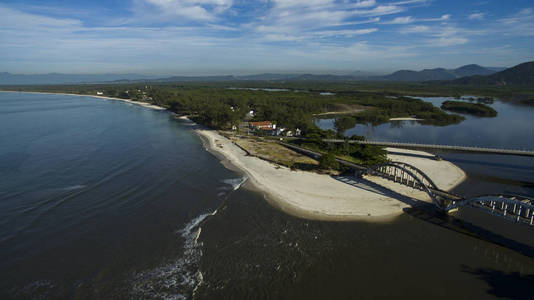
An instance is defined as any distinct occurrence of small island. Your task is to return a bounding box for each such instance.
[441,100,498,117]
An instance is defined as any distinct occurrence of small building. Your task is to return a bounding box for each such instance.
[249,121,276,130]
[96,91,104,95]
[274,127,285,136]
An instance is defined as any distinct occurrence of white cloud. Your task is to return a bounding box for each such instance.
[401,25,429,33]
[0,6,81,29]
[134,0,234,21]
[428,36,468,46]
[468,12,484,20]
[384,13,449,25]
[384,16,414,24]
[354,0,376,8]
[497,8,534,36]
[313,28,378,37]
[423,14,450,21]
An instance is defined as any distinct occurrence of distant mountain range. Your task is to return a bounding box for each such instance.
[450,61,534,85]
[377,64,505,81]
[2,63,530,85]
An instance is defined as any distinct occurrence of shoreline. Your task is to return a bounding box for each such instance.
[0,90,167,111]
[180,117,466,222]
[389,117,424,121]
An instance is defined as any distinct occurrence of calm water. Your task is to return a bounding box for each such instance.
[316,96,534,198]
[316,97,534,150]
[0,92,243,298]
[1,92,533,299]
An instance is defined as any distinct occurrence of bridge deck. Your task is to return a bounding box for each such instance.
[320,139,534,157]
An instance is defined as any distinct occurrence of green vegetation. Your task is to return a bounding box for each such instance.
[319,152,339,170]
[441,101,498,117]
[290,128,388,167]
[5,80,525,167]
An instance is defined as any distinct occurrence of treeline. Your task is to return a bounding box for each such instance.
[441,101,498,117]
[331,96,465,131]
[1,83,467,131]
[290,128,387,167]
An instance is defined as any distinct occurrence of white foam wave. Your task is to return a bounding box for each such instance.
[130,210,217,299]
[222,176,248,191]
[61,185,85,191]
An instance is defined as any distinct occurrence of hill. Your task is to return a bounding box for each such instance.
[380,64,499,81]
[451,61,534,85]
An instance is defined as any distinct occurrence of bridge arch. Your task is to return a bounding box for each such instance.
[365,162,443,208]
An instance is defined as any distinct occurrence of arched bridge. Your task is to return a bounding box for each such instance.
[279,142,534,226]
[366,162,443,208]
[365,162,534,226]
[445,195,534,226]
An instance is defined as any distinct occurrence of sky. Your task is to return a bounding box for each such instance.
[0,0,533,75]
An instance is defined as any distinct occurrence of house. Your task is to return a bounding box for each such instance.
[96,91,104,95]
[274,127,285,136]
[249,121,276,130]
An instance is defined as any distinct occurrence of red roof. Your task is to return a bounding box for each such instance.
[250,121,273,127]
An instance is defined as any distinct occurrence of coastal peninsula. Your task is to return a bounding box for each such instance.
[184,117,465,221]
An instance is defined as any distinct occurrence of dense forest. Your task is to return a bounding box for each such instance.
[1,81,522,168]
[0,83,470,131]
[441,101,498,117]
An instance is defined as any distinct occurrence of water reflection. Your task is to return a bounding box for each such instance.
[315,97,534,150]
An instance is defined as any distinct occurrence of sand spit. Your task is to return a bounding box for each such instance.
[0,91,166,111]
[185,119,466,222]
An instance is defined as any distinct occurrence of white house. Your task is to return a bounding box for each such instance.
[96,91,104,95]
[274,127,285,136]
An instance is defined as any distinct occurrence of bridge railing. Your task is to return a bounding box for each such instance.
[318,139,534,157]
[447,195,534,226]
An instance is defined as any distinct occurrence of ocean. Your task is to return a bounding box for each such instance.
[1,92,532,299]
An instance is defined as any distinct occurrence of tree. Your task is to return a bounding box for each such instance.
[319,152,339,170]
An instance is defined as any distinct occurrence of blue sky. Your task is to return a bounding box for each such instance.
[0,0,533,75]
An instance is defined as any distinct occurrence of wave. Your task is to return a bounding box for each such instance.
[59,185,86,191]
[129,210,218,300]
[222,176,248,191]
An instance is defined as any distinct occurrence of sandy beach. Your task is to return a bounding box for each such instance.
[0,90,167,111]
[183,117,466,222]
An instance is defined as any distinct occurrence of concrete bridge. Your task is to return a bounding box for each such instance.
[366,163,534,226]
[320,139,534,157]
[280,142,534,226]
